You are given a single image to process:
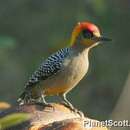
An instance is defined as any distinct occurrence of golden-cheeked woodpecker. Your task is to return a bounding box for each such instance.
[18,21,111,110]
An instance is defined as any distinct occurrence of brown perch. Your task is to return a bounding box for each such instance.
[0,103,108,130]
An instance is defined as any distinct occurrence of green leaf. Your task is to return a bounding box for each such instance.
[0,113,31,130]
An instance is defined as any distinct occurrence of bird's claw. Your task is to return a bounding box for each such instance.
[72,108,85,118]
[62,102,84,118]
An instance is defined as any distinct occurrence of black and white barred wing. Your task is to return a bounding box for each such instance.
[25,48,70,88]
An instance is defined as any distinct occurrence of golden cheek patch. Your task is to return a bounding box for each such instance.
[81,39,95,47]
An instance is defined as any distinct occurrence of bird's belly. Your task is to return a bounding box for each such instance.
[42,56,89,96]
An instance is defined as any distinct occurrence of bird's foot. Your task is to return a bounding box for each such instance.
[29,99,53,108]
[72,108,85,118]
[36,101,52,107]
[62,101,74,110]
[62,102,84,118]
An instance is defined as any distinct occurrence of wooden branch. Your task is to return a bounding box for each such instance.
[0,103,108,130]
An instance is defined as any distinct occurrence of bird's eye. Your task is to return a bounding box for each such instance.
[82,30,93,39]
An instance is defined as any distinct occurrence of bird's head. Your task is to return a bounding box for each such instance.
[70,22,111,48]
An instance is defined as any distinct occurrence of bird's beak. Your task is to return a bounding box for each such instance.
[97,36,112,42]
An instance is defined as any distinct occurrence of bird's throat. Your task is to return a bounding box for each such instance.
[72,41,90,57]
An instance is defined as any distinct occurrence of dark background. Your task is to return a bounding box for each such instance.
[0,0,130,122]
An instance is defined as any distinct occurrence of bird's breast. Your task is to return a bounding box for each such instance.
[41,51,89,95]
[62,53,89,87]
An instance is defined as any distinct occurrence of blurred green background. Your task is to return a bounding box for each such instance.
[0,0,130,121]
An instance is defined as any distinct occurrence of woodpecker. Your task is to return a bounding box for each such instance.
[18,21,111,109]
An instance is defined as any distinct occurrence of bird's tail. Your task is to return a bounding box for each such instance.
[17,90,31,105]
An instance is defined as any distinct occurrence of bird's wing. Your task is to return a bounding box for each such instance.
[25,48,70,88]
